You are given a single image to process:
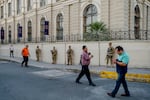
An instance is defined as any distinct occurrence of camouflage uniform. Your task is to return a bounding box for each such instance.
[51,47,57,64]
[67,46,73,65]
[106,42,115,67]
[36,46,41,61]
[106,46,115,66]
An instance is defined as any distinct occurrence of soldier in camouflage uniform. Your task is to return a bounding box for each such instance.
[67,46,73,65]
[51,46,57,64]
[106,42,115,67]
[36,46,41,61]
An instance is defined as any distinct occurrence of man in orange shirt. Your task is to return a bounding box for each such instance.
[21,45,30,67]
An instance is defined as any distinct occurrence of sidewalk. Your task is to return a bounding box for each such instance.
[0,56,150,83]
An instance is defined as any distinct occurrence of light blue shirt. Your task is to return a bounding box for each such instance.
[118,52,129,64]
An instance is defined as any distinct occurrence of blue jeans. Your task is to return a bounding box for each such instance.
[112,73,130,96]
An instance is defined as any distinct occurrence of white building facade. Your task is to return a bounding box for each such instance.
[0,0,150,43]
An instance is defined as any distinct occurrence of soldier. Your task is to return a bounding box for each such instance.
[67,45,73,65]
[36,46,41,61]
[106,42,115,67]
[51,46,57,64]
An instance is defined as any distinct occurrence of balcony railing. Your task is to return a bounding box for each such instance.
[0,30,150,44]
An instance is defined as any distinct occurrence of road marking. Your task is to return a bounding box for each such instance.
[30,70,73,78]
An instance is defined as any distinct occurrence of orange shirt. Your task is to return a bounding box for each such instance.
[22,48,29,57]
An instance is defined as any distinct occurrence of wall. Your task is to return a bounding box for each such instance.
[0,41,150,68]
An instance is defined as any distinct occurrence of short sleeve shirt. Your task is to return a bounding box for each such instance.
[118,52,129,64]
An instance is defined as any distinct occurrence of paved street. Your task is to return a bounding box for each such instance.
[0,61,150,100]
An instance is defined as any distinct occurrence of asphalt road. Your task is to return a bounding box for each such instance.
[0,61,150,100]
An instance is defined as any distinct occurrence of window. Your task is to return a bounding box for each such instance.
[1,6,4,18]
[17,23,22,42]
[40,0,46,7]
[17,0,21,14]
[27,0,32,11]
[1,27,4,43]
[28,21,32,41]
[8,3,12,17]
[83,4,97,33]
[40,17,46,41]
[56,13,63,40]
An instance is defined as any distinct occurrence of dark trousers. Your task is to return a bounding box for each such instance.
[22,56,28,67]
[10,51,14,58]
[76,65,93,84]
[112,73,130,96]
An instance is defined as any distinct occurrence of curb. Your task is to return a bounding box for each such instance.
[100,71,150,83]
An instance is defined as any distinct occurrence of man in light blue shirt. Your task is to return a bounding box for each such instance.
[107,46,130,98]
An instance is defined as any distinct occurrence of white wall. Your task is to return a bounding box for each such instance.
[0,41,150,68]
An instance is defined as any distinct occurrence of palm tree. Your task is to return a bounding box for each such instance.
[88,21,107,34]
[84,21,110,41]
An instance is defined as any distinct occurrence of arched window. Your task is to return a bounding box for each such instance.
[83,4,97,33]
[28,21,32,41]
[1,27,4,43]
[40,17,46,41]
[8,25,11,43]
[56,13,63,40]
[134,5,140,39]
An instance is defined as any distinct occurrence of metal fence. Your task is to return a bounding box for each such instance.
[1,30,150,44]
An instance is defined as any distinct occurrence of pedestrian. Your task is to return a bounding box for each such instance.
[51,46,57,64]
[106,42,115,67]
[9,44,14,58]
[36,46,41,61]
[107,46,130,98]
[75,45,96,86]
[21,45,30,67]
[67,45,73,65]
